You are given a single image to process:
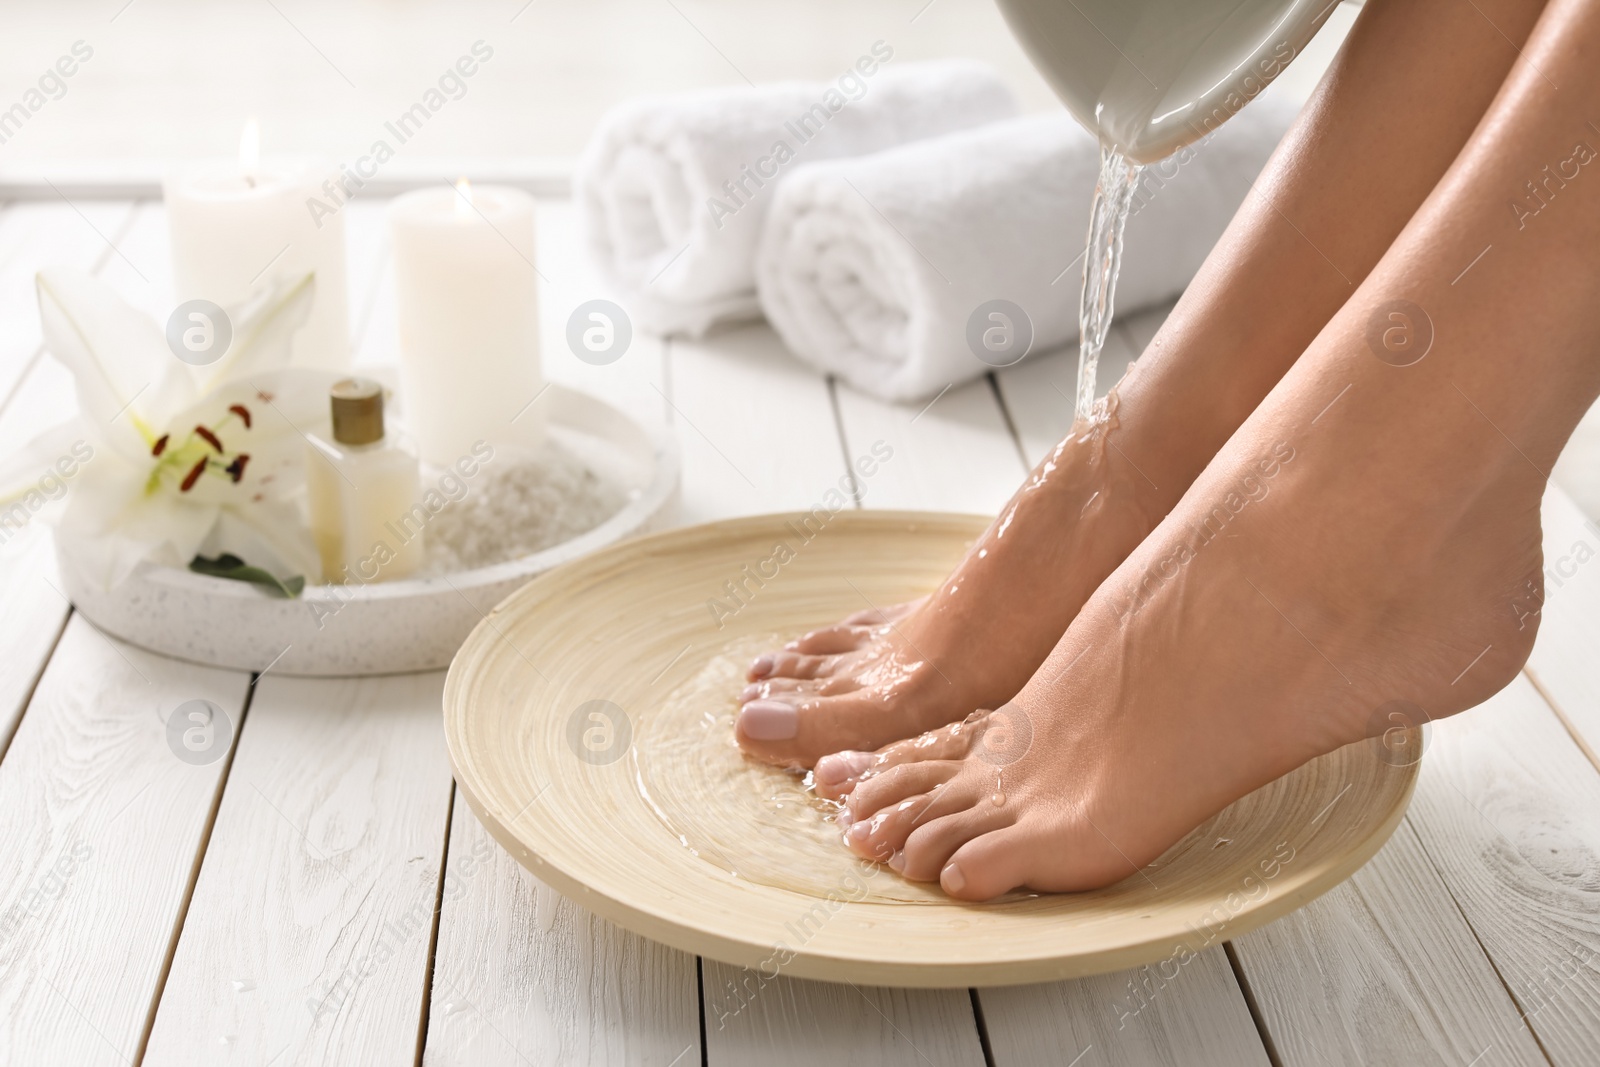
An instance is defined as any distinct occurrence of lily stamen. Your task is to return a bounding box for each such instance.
[180,457,208,492]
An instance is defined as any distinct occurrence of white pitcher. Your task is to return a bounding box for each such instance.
[996,0,1339,162]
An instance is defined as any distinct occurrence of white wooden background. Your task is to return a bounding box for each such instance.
[0,195,1597,1066]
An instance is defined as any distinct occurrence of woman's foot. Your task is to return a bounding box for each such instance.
[822,329,1548,899]
[822,0,1600,899]
[736,395,1169,767]
[734,0,1552,770]
[824,0,1600,899]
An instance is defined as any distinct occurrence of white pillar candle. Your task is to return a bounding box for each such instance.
[163,121,350,372]
[388,181,545,466]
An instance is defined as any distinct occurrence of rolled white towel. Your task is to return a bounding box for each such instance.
[575,56,1018,336]
[756,99,1299,403]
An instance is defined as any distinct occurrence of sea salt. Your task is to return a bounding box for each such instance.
[420,438,628,574]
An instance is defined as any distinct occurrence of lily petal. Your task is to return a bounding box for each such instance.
[195,272,316,392]
[36,269,189,462]
[57,454,219,589]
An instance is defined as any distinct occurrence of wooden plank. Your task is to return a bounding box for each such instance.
[353,247,398,370]
[1551,400,1600,522]
[1525,483,1600,764]
[1231,818,1547,1066]
[668,323,847,523]
[85,199,172,318]
[422,793,700,1066]
[0,199,142,761]
[660,278,987,1060]
[535,199,670,431]
[1406,673,1600,1065]
[415,199,690,1067]
[993,329,1141,469]
[0,527,69,758]
[979,947,1268,1067]
[826,295,1265,1064]
[0,199,138,410]
[143,673,455,1065]
[0,616,250,1065]
[341,199,392,360]
[0,347,79,760]
[833,375,1026,515]
[990,299,1169,470]
[1114,300,1173,360]
[701,965,985,1067]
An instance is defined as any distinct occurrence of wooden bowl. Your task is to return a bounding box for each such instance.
[443,511,1418,987]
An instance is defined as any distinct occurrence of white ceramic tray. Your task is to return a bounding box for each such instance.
[63,384,679,676]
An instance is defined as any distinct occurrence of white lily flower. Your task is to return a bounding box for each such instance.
[0,267,337,590]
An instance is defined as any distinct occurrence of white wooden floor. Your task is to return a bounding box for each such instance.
[2,195,1599,1066]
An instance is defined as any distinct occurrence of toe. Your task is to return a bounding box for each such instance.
[840,599,917,627]
[757,650,833,681]
[787,625,872,655]
[813,750,876,798]
[740,675,861,706]
[736,689,947,766]
[843,793,933,862]
[937,825,1039,901]
[846,774,977,864]
[813,719,984,800]
[740,677,807,703]
[846,760,963,820]
[900,804,1017,883]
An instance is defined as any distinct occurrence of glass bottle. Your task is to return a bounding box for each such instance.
[306,379,424,584]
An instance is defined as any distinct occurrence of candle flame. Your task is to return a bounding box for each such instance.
[239,118,260,183]
[453,177,474,221]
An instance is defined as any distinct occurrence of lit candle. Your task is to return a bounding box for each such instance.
[163,119,351,372]
[388,180,545,466]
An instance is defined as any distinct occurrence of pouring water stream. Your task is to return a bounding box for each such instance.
[1074,149,1143,424]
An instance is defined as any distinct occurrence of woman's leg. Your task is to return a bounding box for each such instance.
[735,0,1552,767]
[828,0,1600,899]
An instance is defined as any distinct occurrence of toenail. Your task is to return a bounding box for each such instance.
[941,862,966,893]
[750,654,775,679]
[847,821,870,843]
[836,809,854,831]
[738,699,796,740]
[816,751,873,786]
[888,850,906,873]
[739,683,762,702]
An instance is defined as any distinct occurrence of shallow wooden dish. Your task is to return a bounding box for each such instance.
[444,511,1418,987]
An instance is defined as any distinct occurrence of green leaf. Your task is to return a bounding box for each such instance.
[189,552,306,599]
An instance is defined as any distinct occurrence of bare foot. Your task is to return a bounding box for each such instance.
[736,394,1168,767]
[822,353,1545,899]
[815,0,1600,899]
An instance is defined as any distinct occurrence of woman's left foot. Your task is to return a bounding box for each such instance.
[821,327,1547,900]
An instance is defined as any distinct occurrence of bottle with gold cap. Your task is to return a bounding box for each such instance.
[305,378,424,584]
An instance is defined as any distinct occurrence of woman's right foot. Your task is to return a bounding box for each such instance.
[734,0,1552,770]
[736,393,1172,767]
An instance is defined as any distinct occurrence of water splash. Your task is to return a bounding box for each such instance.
[1075,149,1144,424]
